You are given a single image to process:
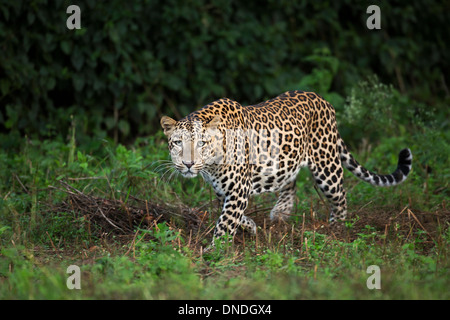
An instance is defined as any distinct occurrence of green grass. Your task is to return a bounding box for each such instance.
[0,122,449,299]
[1,223,448,299]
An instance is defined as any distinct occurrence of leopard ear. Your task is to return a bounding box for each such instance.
[207,115,221,129]
[160,116,177,136]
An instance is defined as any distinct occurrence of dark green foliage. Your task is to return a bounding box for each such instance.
[0,0,448,144]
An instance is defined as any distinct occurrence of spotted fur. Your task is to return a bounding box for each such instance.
[161,91,412,243]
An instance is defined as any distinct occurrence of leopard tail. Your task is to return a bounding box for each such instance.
[338,136,412,187]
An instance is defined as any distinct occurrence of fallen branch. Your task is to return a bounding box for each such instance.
[47,180,207,237]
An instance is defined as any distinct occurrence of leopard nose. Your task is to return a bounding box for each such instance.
[182,161,195,169]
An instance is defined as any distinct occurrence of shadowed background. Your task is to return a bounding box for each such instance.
[0,0,448,148]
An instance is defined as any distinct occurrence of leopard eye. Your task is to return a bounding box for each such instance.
[173,140,182,146]
[197,140,206,147]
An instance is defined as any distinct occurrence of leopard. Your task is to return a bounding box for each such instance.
[160,90,412,246]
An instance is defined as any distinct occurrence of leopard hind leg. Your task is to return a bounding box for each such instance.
[240,215,257,234]
[308,157,347,222]
[270,180,297,221]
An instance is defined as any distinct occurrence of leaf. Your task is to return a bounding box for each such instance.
[60,40,72,55]
[109,28,120,43]
[0,79,10,96]
[73,74,85,91]
[27,11,35,25]
[118,120,130,136]
[71,47,84,71]
[46,77,56,90]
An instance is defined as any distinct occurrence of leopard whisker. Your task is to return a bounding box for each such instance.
[159,166,177,183]
[167,167,180,183]
[154,163,175,174]
[144,159,171,171]
[150,160,174,172]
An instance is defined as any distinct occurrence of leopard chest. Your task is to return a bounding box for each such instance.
[249,159,303,195]
[247,131,309,195]
[201,160,302,199]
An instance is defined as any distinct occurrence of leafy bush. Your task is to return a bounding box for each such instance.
[0,0,448,144]
[339,75,405,145]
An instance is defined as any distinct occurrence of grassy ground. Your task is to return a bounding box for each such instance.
[0,129,449,300]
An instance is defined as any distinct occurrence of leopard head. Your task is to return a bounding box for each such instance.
[160,115,222,178]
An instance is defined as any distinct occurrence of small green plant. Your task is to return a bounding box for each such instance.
[298,47,344,106]
[341,75,402,145]
[256,249,284,271]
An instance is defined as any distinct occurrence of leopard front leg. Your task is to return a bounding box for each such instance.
[215,191,256,235]
[208,179,255,248]
[214,194,249,239]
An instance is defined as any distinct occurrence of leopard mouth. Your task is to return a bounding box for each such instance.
[181,171,198,178]
[178,166,199,178]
